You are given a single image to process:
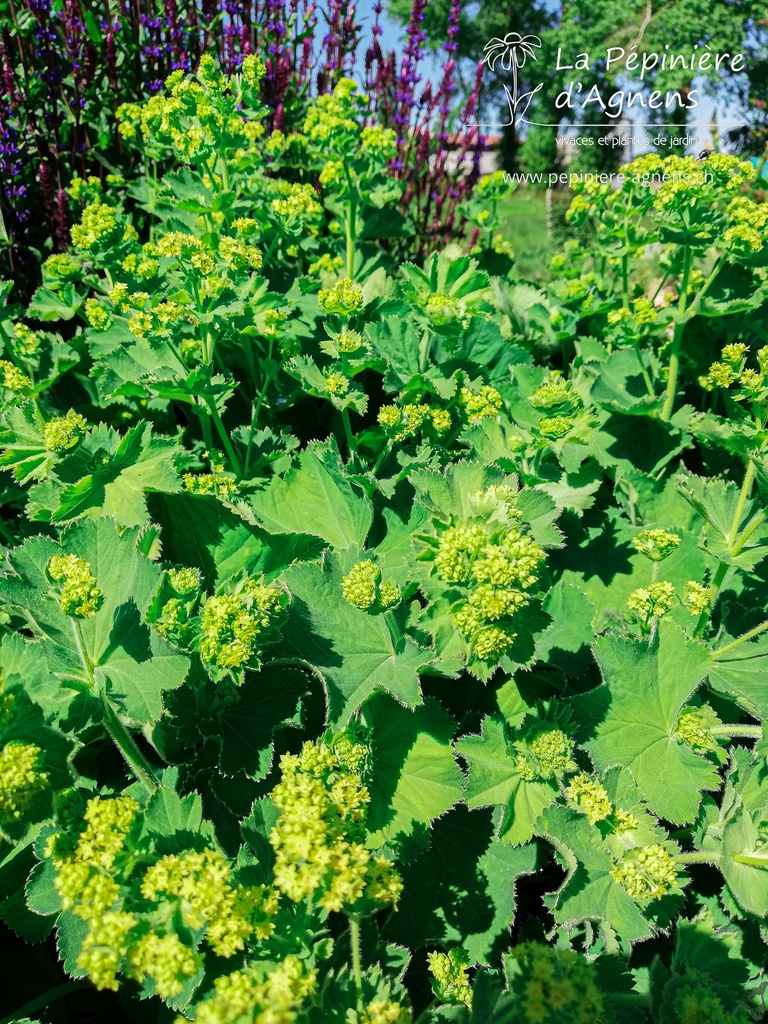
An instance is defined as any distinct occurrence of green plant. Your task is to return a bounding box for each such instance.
[0,62,768,1024]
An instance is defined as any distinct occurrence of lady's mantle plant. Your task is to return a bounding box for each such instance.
[0,56,767,1024]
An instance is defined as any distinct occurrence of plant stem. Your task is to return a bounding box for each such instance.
[709,724,762,739]
[412,998,438,1024]
[345,198,357,281]
[72,621,157,791]
[713,618,768,658]
[693,561,729,638]
[418,328,431,374]
[71,619,96,687]
[729,459,756,547]
[660,244,692,422]
[633,342,655,398]
[102,698,158,793]
[0,979,91,1024]
[349,914,363,1011]
[675,851,721,866]
[195,402,215,451]
[341,408,356,461]
[370,444,390,478]
[733,851,768,868]
[205,396,243,479]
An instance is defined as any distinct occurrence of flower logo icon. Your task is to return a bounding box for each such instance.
[471,32,544,128]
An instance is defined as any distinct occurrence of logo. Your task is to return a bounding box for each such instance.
[468,32,747,135]
[470,33,544,128]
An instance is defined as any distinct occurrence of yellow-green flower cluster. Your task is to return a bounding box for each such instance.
[538,415,574,439]
[310,253,345,276]
[724,194,768,256]
[47,796,140,990]
[127,299,187,341]
[48,795,278,997]
[423,293,469,327]
[566,774,612,825]
[303,78,361,146]
[241,54,266,88]
[269,739,402,913]
[198,575,288,672]
[675,707,720,752]
[434,512,548,663]
[121,248,160,279]
[118,55,268,162]
[0,743,48,829]
[682,580,710,616]
[12,323,39,357]
[47,553,103,618]
[361,125,397,160]
[627,581,676,623]
[141,847,277,956]
[318,278,364,316]
[43,410,88,454]
[378,401,451,441]
[506,942,605,1024]
[271,183,323,226]
[531,372,579,411]
[360,1000,411,1024]
[460,385,502,424]
[476,170,515,201]
[128,932,201,999]
[324,370,349,396]
[610,844,679,902]
[84,298,111,330]
[0,360,31,393]
[168,566,201,593]
[615,809,639,833]
[192,955,317,1024]
[515,729,576,782]
[427,949,472,1009]
[218,235,263,271]
[700,344,768,405]
[341,559,401,612]
[44,253,82,278]
[433,511,545,663]
[631,529,680,562]
[183,455,237,498]
[71,201,117,250]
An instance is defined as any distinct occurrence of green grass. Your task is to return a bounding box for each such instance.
[493,188,573,281]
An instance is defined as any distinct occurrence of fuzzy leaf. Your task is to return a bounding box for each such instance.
[249,441,372,550]
[0,518,189,724]
[280,553,429,725]
[364,694,463,842]
[384,806,537,963]
[573,621,718,824]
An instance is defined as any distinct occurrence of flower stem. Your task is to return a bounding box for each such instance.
[660,244,692,422]
[675,851,721,866]
[345,198,357,281]
[0,980,91,1024]
[349,914,363,1011]
[709,724,762,739]
[341,408,357,461]
[693,561,729,639]
[729,459,756,547]
[205,396,243,479]
[733,851,768,868]
[713,618,768,658]
[102,698,158,793]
